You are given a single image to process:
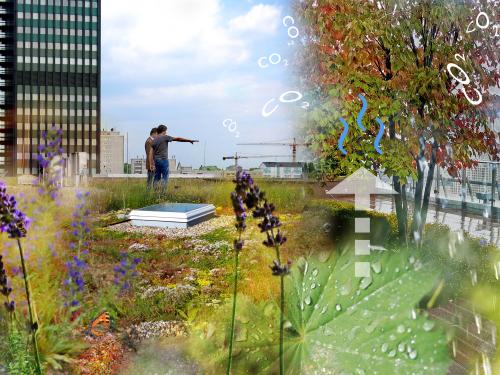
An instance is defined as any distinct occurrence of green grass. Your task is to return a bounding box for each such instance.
[90,178,313,214]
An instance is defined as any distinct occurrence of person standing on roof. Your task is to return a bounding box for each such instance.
[145,127,158,189]
[151,124,198,190]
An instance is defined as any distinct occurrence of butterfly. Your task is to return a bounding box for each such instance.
[85,311,112,338]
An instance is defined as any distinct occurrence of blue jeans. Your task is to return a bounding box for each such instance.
[154,158,169,188]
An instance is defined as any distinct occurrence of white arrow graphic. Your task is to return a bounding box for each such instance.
[326,167,397,278]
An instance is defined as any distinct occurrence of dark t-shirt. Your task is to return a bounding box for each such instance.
[152,135,174,160]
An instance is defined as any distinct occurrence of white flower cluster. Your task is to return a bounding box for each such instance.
[139,284,196,307]
[128,243,150,252]
[128,320,187,342]
[183,239,231,260]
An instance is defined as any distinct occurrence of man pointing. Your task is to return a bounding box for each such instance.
[151,124,198,189]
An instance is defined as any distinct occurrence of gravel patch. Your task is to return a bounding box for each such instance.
[120,335,198,375]
[107,215,233,239]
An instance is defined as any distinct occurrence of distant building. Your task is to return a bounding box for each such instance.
[100,129,124,174]
[169,157,177,172]
[260,162,305,179]
[131,158,146,174]
[200,165,220,171]
[130,157,177,175]
[177,163,192,174]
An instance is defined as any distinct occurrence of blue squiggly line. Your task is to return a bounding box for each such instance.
[357,94,368,131]
[374,117,385,154]
[338,116,349,155]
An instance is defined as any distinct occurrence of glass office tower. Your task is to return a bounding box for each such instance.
[0,0,100,176]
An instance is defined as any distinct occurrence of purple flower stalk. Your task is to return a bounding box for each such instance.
[64,256,88,307]
[0,255,15,313]
[70,191,91,257]
[36,125,65,201]
[0,182,42,374]
[252,191,289,375]
[226,168,255,374]
[113,252,141,294]
[0,182,30,239]
[64,191,91,307]
[231,168,290,375]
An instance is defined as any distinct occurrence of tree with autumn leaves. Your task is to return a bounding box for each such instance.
[295,0,499,242]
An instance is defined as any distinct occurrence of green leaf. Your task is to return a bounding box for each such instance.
[189,246,451,374]
[283,247,450,374]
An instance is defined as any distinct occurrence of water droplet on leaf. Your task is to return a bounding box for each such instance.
[423,321,435,332]
[359,277,372,290]
[371,261,382,274]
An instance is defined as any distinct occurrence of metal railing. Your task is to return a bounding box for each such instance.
[406,160,499,217]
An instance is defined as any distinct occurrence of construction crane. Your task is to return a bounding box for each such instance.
[237,138,311,163]
[222,153,290,169]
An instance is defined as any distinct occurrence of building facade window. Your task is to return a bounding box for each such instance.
[0,0,101,176]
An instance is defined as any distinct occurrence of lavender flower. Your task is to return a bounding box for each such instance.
[36,125,65,201]
[230,168,255,245]
[70,191,91,255]
[227,168,291,374]
[270,260,292,276]
[0,182,30,239]
[227,168,255,373]
[242,178,289,273]
[230,193,247,232]
[64,256,87,307]
[0,255,14,312]
[113,252,141,293]
[64,191,91,307]
[0,184,42,373]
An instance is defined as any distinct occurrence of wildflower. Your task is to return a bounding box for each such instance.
[64,191,91,307]
[70,191,91,255]
[233,169,289,375]
[0,182,30,239]
[113,252,141,293]
[0,255,14,312]
[270,259,292,276]
[233,169,254,195]
[64,256,87,307]
[227,168,256,373]
[36,125,65,201]
[0,184,42,373]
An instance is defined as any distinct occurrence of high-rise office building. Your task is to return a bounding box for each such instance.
[0,0,100,177]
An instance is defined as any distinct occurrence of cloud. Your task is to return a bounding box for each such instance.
[105,75,279,107]
[102,0,252,79]
[229,4,282,34]
[101,1,293,168]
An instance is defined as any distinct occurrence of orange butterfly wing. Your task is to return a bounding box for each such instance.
[89,312,111,337]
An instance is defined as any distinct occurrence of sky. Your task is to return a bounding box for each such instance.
[101,0,308,169]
